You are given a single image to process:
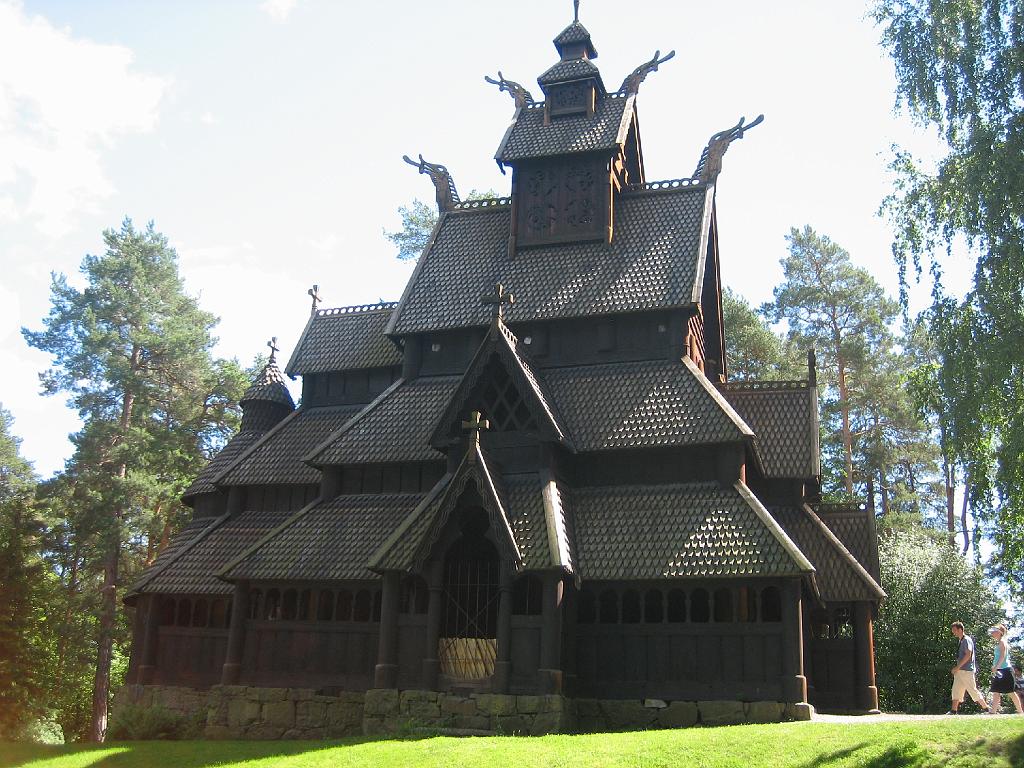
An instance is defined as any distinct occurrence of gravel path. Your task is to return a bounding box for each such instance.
[812,711,1024,723]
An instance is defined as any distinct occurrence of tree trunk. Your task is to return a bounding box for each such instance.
[837,355,854,495]
[943,457,956,547]
[879,470,890,516]
[960,480,971,556]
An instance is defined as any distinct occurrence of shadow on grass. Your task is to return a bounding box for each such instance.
[797,742,928,768]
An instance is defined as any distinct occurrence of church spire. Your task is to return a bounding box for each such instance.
[538,2,605,113]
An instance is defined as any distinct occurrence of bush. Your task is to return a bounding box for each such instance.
[106,704,200,740]
[875,525,1006,713]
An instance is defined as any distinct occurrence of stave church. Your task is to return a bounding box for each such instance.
[124,5,884,735]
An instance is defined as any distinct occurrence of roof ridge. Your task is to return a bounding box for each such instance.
[682,356,755,438]
[315,302,398,317]
[718,379,811,392]
[127,513,230,597]
[800,503,885,599]
[216,495,325,582]
[734,482,814,573]
[303,378,406,466]
[210,406,305,486]
[366,473,453,572]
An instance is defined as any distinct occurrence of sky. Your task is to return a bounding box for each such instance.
[0,0,968,479]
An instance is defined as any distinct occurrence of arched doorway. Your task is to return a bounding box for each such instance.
[439,505,500,680]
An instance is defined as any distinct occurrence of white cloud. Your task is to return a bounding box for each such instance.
[260,0,299,23]
[200,111,219,125]
[0,1,168,237]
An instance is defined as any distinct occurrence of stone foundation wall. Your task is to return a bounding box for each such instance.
[114,684,811,739]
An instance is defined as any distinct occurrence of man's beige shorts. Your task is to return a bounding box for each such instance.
[952,669,984,701]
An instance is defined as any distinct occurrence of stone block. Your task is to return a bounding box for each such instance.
[228,698,262,728]
[454,714,491,731]
[328,702,362,730]
[541,695,566,713]
[295,700,327,728]
[312,694,336,703]
[288,688,315,701]
[474,693,516,716]
[364,688,400,716]
[516,695,540,714]
[400,689,428,711]
[340,691,366,705]
[247,723,286,740]
[601,700,657,730]
[574,699,602,718]
[746,701,784,724]
[257,687,288,702]
[408,701,441,720]
[698,700,745,726]
[658,701,698,729]
[644,698,668,709]
[529,711,564,735]
[262,700,295,728]
[784,702,814,721]
[441,695,478,716]
[221,685,247,696]
[204,725,232,740]
[494,714,531,734]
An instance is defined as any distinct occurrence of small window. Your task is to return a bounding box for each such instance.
[761,587,782,622]
[298,589,312,621]
[644,590,664,623]
[372,590,382,622]
[400,576,429,615]
[335,589,353,621]
[512,576,543,616]
[667,589,686,623]
[622,589,641,624]
[691,589,710,623]
[354,589,371,622]
[577,589,597,624]
[833,607,853,639]
[738,587,757,623]
[159,598,176,626]
[176,598,192,627]
[248,590,263,620]
[281,589,297,621]
[210,599,227,629]
[714,588,733,623]
[599,589,619,624]
[316,590,334,621]
[191,599,209,628]
[265,589,281,620]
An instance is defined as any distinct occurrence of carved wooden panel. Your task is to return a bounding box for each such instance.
[516,158,608,247]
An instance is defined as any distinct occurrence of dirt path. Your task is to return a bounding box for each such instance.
[812,711,1024,723]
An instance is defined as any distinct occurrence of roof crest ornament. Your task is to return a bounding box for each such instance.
[693,114,764,184]
[307,284,322,316]
[266,336,279,365]
[461,410,490,464]
[402,154,461,213]
[618,49,676,95]
[574,0,580,22]
[484,72,535,110]
[481,282,515,323]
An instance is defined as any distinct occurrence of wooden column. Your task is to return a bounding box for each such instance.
[421,561,443,690]
[538,571,564,694]
[136,594,161,685]
[493,563,513,693]
[780,579,807,704]
[221,581,249,685]
[854,602,880,712]
[374,572,401,688]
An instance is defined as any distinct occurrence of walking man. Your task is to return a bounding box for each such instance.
[948,621,991,714]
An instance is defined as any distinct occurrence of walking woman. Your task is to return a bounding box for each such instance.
[989,624,1024,714]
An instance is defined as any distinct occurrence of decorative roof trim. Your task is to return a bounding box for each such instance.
[493,105,524,168]
[366,473,453,572]
[614,94,637,149]
[384,210,449,336]
[127,514,229,597]
[734,482,814,573]
[800,503,885,600]
[216,494,326,582]
[450,197,512,211]
[623,177,705,194]
[690,185,717,305]
[284,303,399,377]
[540,470,572,573]
[302,378,407,467]
[681,356,754,438]
[718,379,812,392]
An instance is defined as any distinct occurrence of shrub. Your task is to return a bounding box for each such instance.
[106,704,200,740]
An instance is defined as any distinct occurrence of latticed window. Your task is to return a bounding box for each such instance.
[478,358,538,433]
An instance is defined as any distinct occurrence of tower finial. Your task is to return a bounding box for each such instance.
[574,0,580,22]
[307,284,322,315]
[267,336,280,364]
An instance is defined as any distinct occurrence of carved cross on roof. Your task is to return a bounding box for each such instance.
[481,282,515,322]
[461,410,490,462]
[267,336,279,364]
[307,284,322,315]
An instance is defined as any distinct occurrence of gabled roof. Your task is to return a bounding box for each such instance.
[285,303,401,376]
[182,429,264,500]
[572,480,813,580]
[132,508,296,596]
[215,404,364,486]
[815,503,881,583]
[543,356,753,452]
[430,321,569,449]
[538,58,602,86]
[219,493,426,583]
[387,184,712,335]
[719,380,819,479]
[369,443,522,572]
[553,20,596,51]
[771,504,884,602]
[126,515,221,597]
[495,92,633,163]
[306,377,458,467]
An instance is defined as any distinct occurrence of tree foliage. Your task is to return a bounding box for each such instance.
[872,0,1024,591]
[384,190,499,261]
[721,288,804,380]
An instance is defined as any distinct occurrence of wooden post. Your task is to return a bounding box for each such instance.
[421,561,443,690]
[374,572,401,689]
[221,582,249,685]
[854,602,880,712]
[226,485,246,516]
[780,579,807,704]
[136,594,161,685]
[493,563,513,693]
[538,571,564,694]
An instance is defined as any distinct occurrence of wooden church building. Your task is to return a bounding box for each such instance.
[125,7,883,731]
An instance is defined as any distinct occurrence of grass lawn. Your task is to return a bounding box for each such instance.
[1,719,1022,768]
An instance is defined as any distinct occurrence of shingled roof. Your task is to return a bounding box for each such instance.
[220,493,426,583]
[127,515,221,598]
[496,93,632,163]
[285,303,401,376]
[771,505,884,602]
[719,381,819,479]
[182,430,264,500]
[242,358,294,408]
[572,481,812,580]
[215,404,364,486]
[815,504,881,583]
[543,356,752,452]
[134,508,295,596]
[387,184,711,335]
[307,377,458,467]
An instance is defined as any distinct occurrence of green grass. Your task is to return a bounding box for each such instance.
[1,719,1023,768]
